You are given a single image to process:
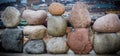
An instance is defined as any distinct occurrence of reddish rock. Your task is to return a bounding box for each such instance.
[93,14,120,32]
[69,2,91,28]
[67,28,92,54]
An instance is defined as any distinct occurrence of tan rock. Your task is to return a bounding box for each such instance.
[93,14,120,32]
[1,6,20,27]
[48,2,65,16]
[69,2,91,28]
[67,28,92,54]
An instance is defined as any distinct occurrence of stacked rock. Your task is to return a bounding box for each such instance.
[46,2,68,54]
[67,2,92,54]
[22,9,47,54]
[92,14,120,54]
[0,6,23,52]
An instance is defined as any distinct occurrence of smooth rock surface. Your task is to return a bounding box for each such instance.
[48,2,65,16]
[93,14,120,32]
[1,6,20,27]
[94,33,120,54]
[47,16,67,37]
[22,9,47,25]
[69,2,91,28]
[23,40,46,54]
[46,36,68,54]
[23,25,46,39]
[1,28,23,52]
[67,28,92,54]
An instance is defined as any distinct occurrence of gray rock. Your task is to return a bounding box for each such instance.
[1,28,23,52]
[23,40,46,54]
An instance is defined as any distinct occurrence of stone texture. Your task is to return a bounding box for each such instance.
[1,28,23,52]
[48,2,65,16]
[93,14,120,32]
[22,9,47,25]
[67,28,92,54]
[23,25,46,39]
[1,6,20,27]
[23,40,46,54]
[94,33,120,54]
[69,2,91,28]
[47,16,67,37]
[46,36,68,54]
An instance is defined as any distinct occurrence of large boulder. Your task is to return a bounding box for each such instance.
[1,6,20,27]
[67,28,92,54]
[46,36,68,54]
[47,16,67,37]
[94,33,120,54]
[22,9,47,25]
[93,14,120,32]
[23,25,46,39]
[23,40,46,54]
[1,29,23,52]
[69,2,91,28]
[48,2,65,16]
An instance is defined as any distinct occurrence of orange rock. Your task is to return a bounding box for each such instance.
[67,28,92,54]
[48,2,65,16]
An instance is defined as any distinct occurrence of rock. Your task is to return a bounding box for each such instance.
[23,40,46,54]
[94,33,120,54]
[46,36,68,54]
[22,9,47,25]
[93,14,120,32]
[23,36,29,44]
[47,16,67,37]
[67,28,92,54]
[1,28,23,52]
[69,2,91,28]
[23,25,46,39]
[48,2,65,16]
[1,6,20,27]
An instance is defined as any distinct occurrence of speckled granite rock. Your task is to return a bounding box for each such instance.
[69,2,91,28]
[46,36,68,54]
[1,6,20,27]
[67,28,92,54]
[23,25,46,39]
[23,40,46,54]
[93,14,120,32]
[1,28,23,52]
[94,33,120,54]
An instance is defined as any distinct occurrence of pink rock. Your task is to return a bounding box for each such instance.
[67,28,92,54]
[69,2,91,28]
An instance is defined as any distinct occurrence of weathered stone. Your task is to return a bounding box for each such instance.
[69,2,91,28]
[23,25,46,39]
[47,16,67,37]
[23,40,46,54]
[22,9,47,25]
[1,28,23,52]
[46,36,68,54]
[67,28,92,54]
[48,2,65,16]
[93,14,120,32]
[1,6,20,27]
[94,33,120,54]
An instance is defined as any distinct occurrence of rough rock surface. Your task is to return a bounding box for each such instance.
[94,33,120,54]
[1,6,20,27]
[69,2,91,28]
[23,40,46,54]
[22,9,47,25]
[46,36,68,54]
[1,28,23,52]
[48,2,65,16]
[93,14,120,32]
[23,25,46,39]
[47,16,67,37]
[67,28,92,54]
